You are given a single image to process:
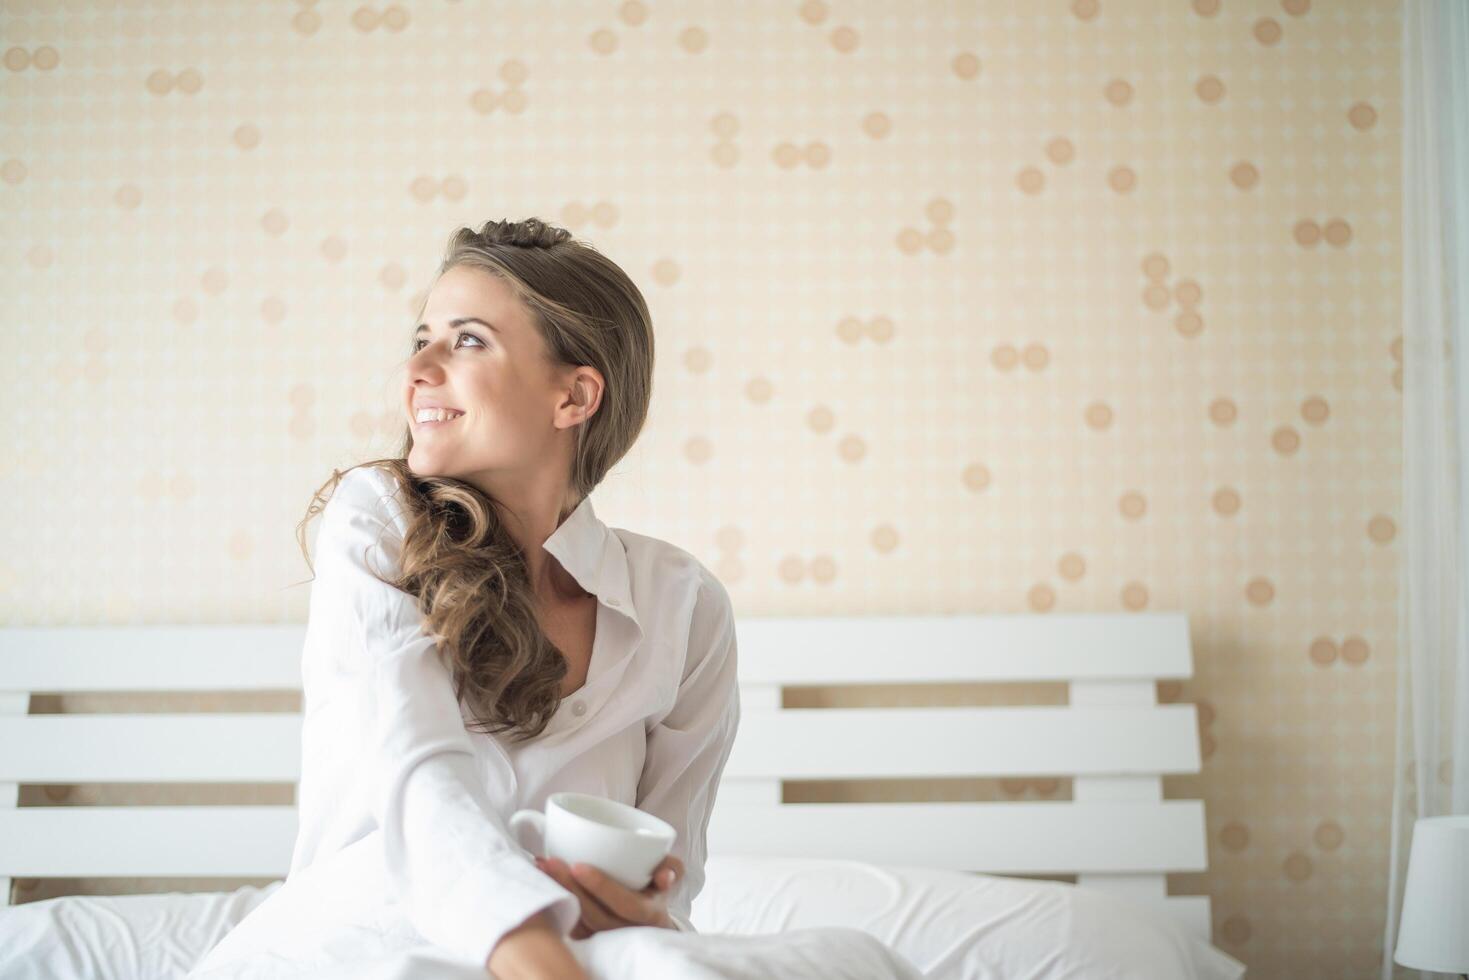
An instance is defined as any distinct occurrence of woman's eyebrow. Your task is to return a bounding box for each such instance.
[414,316,500,337]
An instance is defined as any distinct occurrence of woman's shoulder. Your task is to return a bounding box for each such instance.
[336,461,402,498]
[314,464,410,559]
[327,464,406,520]
[614,526,700,577]
[614,528,733,616]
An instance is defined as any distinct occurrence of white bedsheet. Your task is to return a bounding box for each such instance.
[182,832,923,980]
[3,850,1245,980]
[186,923,924,980]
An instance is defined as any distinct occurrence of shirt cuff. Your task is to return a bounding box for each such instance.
[441,851,582,969]
[667,908,697,933]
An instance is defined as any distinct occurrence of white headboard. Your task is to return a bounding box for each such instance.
[0,611,1214,943]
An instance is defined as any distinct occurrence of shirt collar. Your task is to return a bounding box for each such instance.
[541,494,639,630]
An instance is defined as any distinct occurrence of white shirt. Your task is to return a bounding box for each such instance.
[287,464,741,968]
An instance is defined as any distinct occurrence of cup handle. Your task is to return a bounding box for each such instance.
[508,809,545,858]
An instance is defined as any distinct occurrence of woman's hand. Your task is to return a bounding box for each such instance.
[532,854,685,939]
[484,909,589,980]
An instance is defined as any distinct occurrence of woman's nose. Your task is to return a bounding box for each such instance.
[408,349,447,380]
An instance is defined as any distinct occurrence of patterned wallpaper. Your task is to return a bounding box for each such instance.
[2,1,1405,978]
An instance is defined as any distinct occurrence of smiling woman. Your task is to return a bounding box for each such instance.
[242,217,682,977]
[296,216,657,744]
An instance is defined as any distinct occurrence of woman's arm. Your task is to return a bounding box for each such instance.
[311,467,582,967]
[486,909,589,979]
[632,567,742,933]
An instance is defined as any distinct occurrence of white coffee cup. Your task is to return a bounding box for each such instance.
[509,791,676,892]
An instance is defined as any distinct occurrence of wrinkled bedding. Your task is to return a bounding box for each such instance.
[2,852,1247,980]
[186,921,925,980]
[181,834,923,980]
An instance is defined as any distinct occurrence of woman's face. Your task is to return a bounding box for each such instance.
[405,265,581,486]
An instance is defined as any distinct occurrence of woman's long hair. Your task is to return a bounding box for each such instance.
[294,217,655,742]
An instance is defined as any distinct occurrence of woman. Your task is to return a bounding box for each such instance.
[188,217,739,979]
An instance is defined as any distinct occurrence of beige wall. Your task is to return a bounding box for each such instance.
[3,1,1404,977]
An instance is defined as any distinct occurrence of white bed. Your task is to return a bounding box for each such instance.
[0,612,1248,979]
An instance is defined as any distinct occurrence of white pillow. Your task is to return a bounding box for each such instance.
[690,855,1248,980]
[0,857,1247,980]
[0,881,281,980]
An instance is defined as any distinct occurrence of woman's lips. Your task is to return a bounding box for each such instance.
[414,414,464,429]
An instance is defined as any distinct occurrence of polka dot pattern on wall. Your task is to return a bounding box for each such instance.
[711,112,741,166]
[1228,160,1259,190]
[232,123,261,151]
[1028,583,1057,612]
[961,464,990,494]
[744,376,774,404]
[1196,74,1226,104]
[1220,821,1251,852]
[772,139,832,170]
[3,45,60,72]
[409,174,469,204]
[144,67,203,96]
[1141,253,1207,338]
[289,3,322,36]
[1348,102,1378,131]
[1253,17,1285,46]
[897,197,956,254]
[1283,851,1313,882]
[1293,217,1354,248]
[778,552,838,586]
[261,209,289,237]
[348,6,410,34]
[1367,515,1396,544]
[1084,402,1113,430]
[1120,582,1149,611]
[683,346,713,373]
[470,61,532,116]
[320,236,348,263]
[1221,915,1252,946]
[1245,578,1276,607]
[835,315,895,346]
[683,435,713,465]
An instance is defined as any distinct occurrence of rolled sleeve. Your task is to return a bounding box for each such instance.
[634,568,741,936]
[314,467,581,967]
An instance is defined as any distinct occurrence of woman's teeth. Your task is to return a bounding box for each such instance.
[416,409,465,424]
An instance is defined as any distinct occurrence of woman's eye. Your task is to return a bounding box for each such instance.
[413,333,483,353]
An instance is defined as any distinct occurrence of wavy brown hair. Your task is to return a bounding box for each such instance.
[293,217,655,743]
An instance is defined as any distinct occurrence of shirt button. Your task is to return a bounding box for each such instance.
[572,700,587,716]
[605,597,620,607]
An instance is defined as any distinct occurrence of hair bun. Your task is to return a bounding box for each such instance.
[477,217,573,249]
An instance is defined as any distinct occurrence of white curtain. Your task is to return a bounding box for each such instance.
[1384,2,1469,979]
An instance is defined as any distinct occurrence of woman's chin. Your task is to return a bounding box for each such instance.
[405,453,446,478]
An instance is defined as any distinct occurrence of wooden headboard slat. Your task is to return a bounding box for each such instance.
[0,612,1192,692]
[0,799,1207,878]
[0,704,1202,783]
